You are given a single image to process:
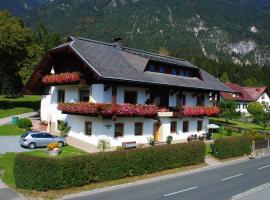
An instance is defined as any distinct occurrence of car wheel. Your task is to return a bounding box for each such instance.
[28,142,36,149]
[58,141,64,147]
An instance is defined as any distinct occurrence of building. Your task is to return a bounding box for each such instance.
[221,82,270,114]
[23,37,231,148]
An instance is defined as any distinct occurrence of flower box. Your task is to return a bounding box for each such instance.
[58,103,168,117]
[42,72,81,85]
[183,106,220,117]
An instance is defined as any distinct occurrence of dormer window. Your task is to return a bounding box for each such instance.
[145,61,201,79]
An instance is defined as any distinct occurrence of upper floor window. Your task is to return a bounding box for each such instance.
[79,89,90,102]
[57,90,65,103]
[196,94,205,106]
[124,91,138,104]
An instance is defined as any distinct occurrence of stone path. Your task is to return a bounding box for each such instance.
[0,112,37,126]
[205,155,222,166]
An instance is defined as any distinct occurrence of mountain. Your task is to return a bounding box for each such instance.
[1,0,270,66]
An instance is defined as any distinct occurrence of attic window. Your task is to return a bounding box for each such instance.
[145,62,200,79]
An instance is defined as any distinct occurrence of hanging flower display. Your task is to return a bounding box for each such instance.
[183,106,220,117]
[42,72,80,85]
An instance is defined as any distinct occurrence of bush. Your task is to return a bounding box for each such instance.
[166,136,173,144]
[14,141,205,191]
[212,136,252,159]
[17,118,32,130]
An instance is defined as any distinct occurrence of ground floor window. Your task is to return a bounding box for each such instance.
[197,120,203,131]
[115,123,124,138]
[85,121,92,136]
[183,121,189,133]
[134,122,143,136]
[170,121,177,133]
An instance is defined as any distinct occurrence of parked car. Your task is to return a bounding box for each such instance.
[20,131,66,149]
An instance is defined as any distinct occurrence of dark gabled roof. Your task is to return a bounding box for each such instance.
[221,82,267,101]
[50,36,232,92]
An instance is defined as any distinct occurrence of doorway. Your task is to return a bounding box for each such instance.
[153,123,161,142]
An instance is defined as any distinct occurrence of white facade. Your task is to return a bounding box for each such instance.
[41,84,211,147]
[235,92,270,115]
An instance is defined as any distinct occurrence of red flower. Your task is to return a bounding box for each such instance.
[42,72,80,85]
[183,106,220,117]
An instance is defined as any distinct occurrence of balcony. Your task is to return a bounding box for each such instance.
[57,103,169,118]
[42,72,86,86]
[158,106,220,118]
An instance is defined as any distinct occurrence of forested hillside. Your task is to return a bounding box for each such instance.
[1,0,270,95]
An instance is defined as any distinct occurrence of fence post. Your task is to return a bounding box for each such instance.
[252,140,255,151]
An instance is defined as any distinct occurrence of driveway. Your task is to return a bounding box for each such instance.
[0,136,31,154]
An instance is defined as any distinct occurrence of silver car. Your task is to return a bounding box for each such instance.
[20,131,66,149]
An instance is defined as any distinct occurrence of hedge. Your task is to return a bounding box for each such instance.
[212,136,252,159]
[14,141,205,191]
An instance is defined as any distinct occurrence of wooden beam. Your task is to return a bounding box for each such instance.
[104,85,111,91]
[112,84,117,104]
[192,92,200,97]
[170,90,177,96]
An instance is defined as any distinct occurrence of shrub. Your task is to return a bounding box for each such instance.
[147,137,155,146]
[212,136,252,159]
[97,139,110,152]
[166,136,173,144]
[14,141,205,191]
[17,118,32,130]
[58,121,70,138]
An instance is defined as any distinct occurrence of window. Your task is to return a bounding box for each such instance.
[79,89,90,102]
[196,94,205,106]
[135,123,143,136]
[183,121,189,133]
[115,123,124,138]
[197,121,203,131]
[177,94,186,107]
[170,121,177,133]
[85,122,92,136]
[182,95,186,106]
[57,90,65,103]
[124,91,138,104]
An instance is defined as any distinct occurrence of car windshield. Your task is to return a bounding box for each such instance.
[21,132,30,138]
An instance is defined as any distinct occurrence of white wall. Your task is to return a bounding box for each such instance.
[257,92,270,108]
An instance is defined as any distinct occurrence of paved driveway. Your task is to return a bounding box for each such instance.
[0,136,31,154]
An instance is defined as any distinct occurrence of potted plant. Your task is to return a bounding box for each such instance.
[166,136,173,144]
[46,142,60,156]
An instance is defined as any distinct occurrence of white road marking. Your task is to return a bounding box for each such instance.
[163,187,197,197]
[222,174,243,181]
[258,164,270,170]
[231,182,270,199]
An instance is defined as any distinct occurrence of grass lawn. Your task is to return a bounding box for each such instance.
[212,132,241,140]
[0,95,41,119]
[0,124,26,136]
[210,117,270,131]
[0,146,88,187]
[205,143,213,156]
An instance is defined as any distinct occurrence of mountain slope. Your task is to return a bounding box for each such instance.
[1,0,270,66]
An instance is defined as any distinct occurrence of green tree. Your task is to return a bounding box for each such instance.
[0,11,33,95]
[220,72,230,82]
[244,77,259,86]
[247,102,264,116]
[254,112,270,130]
[97,139,111,152]
[220,100,238,123]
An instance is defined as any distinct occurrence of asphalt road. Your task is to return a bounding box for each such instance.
[65,156,270,200]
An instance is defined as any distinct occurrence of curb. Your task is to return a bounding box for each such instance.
[62,154,270,199]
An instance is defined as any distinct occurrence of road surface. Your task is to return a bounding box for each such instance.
[64,155,270,200]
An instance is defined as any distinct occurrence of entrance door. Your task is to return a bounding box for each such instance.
[153,123,161,142]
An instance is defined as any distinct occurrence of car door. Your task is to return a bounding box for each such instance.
[42,133,55,147]
[32,133,43,147]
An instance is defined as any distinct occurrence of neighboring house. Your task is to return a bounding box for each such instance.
[221,82,270,114]
[23,37,231,147]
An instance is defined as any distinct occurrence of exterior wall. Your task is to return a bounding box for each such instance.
[235,101,249,114]
[66,115,208,147]
[40,84,212,147]
[257,92,270,108]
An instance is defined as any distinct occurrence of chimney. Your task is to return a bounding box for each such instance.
[112,37,123,50]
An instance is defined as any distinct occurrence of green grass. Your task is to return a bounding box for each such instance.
[210,117,270,131]
[0,95,41,119]
[205,143,213,156]
[0,124,26,136]
[212,132,241,140]
[0,146,88,187]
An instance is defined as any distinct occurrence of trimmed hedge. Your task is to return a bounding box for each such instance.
[212,136,252,159]
[14,141,205,191]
